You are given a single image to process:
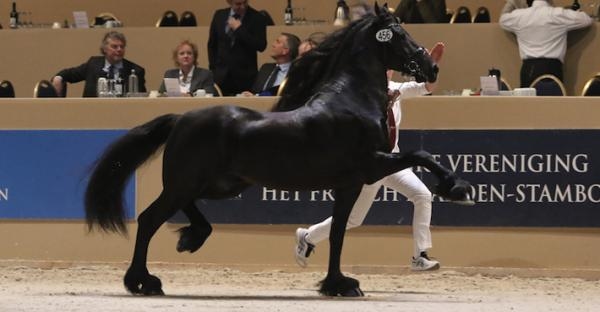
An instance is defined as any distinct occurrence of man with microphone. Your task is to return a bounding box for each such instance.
[208,0,268,96]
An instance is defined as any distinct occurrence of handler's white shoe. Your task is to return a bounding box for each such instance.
[411,252,440,271]
[294,228,315,268]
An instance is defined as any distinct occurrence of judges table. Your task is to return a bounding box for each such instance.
[1,23,599,98]
[1,96,600,272]
[3,95,597,128]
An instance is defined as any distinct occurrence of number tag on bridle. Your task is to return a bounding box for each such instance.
[375,29,393,42]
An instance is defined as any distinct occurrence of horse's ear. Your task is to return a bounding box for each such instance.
[374,2,380,15]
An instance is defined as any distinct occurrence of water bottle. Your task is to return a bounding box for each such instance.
[113,78,123,96]
[97,77,108,97]
[284,0,294,25]
[9,1,19,29]
[128,69,138,95]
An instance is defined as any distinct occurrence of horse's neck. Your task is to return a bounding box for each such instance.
[331,62,388,104]
[273,49,388,113]
[344,53,387,91]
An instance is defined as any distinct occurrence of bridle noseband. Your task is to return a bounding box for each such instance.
[403,47,427,77]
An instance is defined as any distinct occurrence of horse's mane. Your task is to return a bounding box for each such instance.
[273,12,385,112]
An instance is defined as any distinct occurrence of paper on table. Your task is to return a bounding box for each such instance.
[480,76,500,96]
[73,11,89,28]
[163,78,182,97]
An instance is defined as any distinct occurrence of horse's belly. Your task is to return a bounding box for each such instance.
[235,156,364,190]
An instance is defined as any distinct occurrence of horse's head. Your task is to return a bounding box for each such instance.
[373,3,438,83]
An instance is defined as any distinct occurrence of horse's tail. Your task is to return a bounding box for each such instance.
[85,113,180,235]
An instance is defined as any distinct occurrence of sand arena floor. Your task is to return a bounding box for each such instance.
[1,262,600,312]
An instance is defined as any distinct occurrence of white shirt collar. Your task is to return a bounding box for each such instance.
[277,62,291,74]
[179,66,195,83]
[531,0,551,8]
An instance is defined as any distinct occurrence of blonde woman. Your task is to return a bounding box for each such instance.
[159,40,217,96]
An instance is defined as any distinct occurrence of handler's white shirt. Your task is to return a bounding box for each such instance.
[387,80,429,153]
[499,0,592,62]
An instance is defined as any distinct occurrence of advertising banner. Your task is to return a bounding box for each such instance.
[0,130,135,220]
[173,130,600,227]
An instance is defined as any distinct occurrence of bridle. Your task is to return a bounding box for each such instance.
[377,22,430,79]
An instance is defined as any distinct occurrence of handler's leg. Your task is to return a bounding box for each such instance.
[385,169,439,271]
[295,181,382,267]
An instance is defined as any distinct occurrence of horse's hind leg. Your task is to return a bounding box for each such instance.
[176,202,212,253]
[124,192,192,295]
[176,178,249,253]
[319,185,365,297]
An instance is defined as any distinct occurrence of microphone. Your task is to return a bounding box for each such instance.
[232,14,241,20]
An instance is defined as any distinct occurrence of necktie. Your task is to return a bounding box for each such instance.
[264,65,280,90]
[226,14,240,46]
[226,27,235,46]
[107,65,115,79]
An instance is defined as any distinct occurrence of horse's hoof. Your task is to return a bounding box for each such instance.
[124,269,164,296]
[140,274,164,296]
[341,287,364,297]
[451,193,475,206]
[318,274,361,297]
[435,176,475,205]
[176,225,212,253]
[142,287,165,296]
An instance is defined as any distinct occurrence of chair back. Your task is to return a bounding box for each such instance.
[0,80,15,97]
[94,12,120,27]
[213,83,223,97]
[472,6,490,23]
[157,10,179,27]
[451,6,471,23]
[179,11,197,27]
[529,74,566,96]
[33,80,58,97]
[276,78,288,96]
[500,78,512,91]
[582,74,600,96]
[444,9,454,23]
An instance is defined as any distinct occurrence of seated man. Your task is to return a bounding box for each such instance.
[51,31,146,97]
[241,32,300,96]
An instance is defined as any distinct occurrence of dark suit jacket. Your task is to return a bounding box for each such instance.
[250,62,288,95]
[207,6,267,95]
[56,56,146,97]
[158,67,217,95]
[395,0,447,23]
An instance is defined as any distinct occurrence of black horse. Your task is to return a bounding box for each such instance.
[85,4,470,297]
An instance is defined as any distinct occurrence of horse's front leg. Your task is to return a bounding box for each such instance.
[368,150,473,204]
[319,185,365,297]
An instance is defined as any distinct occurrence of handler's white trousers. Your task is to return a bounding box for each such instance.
[305,168,433,258]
